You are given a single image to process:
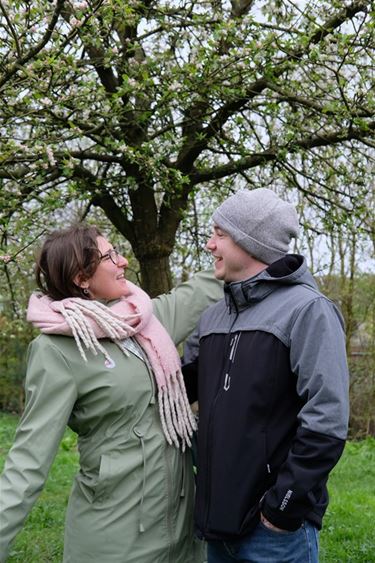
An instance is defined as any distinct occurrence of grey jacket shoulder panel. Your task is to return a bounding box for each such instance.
[290,296,349,439]
[198,282,339,349]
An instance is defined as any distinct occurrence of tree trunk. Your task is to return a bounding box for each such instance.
[344,234,357,355]
[90,184,177,297]
[138,254,173,297]
[337,231,357,354]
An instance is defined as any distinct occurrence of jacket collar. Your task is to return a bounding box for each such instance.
[224,254,310,311]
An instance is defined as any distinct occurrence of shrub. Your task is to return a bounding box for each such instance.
[0,316,36,413]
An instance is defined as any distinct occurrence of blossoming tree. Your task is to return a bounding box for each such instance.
[0,0,374,294]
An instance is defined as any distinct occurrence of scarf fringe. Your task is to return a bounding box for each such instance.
[74,300,138,338]
[59,302,118,365]
[158,371,197,451]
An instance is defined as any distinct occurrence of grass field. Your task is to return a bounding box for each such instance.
[1,413,374,562]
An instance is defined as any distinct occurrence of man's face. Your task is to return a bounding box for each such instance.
[206,225,255,283]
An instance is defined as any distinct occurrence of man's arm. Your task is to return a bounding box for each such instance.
[261,297,349,531]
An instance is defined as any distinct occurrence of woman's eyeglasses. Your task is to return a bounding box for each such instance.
[99,248,121,265]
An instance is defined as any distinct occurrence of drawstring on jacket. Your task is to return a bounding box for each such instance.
[134,428,147,533]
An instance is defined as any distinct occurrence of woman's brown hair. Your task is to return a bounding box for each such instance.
[35,224,102,301]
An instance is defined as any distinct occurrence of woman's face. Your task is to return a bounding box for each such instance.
[83,236,130,300]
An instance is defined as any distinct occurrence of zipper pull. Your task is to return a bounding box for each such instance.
[223,373,231,391]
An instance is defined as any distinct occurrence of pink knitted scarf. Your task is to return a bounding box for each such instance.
[27,281,196,449]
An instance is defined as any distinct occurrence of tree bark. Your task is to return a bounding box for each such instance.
[138,254,173,297]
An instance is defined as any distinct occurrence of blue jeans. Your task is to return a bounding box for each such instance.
[207,520,319,563]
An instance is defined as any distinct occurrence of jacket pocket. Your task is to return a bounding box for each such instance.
[238,432,269,535]
[93,449,140,503]
[93,453,111,501]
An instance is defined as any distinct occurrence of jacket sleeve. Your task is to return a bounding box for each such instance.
[181,327,201,403]
[152,270,223,345]
[0,336,78,562]
[261,297,349,531]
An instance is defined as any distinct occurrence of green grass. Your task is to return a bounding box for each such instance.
[320,438,375,562]
[1,413,374,562]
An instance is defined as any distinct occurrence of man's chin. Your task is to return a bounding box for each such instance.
[215,268,235,283]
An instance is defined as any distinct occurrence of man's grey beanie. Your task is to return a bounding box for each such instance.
[212,188,299,265]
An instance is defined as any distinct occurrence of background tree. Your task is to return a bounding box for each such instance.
[1,0,374,295]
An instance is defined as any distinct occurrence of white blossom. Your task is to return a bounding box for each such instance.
[74,1,88,9]
[46,146,56,166]
[70,17,83,27]
[169,81,181,92]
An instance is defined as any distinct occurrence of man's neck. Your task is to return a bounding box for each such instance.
[245,261,268,279]
[227,259,268,284]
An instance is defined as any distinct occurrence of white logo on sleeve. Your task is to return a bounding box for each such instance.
[279,489,293,511]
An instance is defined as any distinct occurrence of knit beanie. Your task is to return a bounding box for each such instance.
[212,188,299,265]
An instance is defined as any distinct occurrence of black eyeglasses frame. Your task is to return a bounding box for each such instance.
[99,247,120,265]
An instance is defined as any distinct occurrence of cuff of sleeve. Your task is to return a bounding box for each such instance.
[261,503,303,532]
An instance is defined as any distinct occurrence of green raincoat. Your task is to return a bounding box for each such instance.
[0,272,222,562]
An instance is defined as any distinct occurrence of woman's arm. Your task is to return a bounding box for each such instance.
[152,270,223,344]
[0,335,78,562]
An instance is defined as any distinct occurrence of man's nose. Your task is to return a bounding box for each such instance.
[206,237,215,251]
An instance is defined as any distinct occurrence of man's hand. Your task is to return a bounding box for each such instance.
[260,513,287,533]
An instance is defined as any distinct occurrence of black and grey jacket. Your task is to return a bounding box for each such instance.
[183,255,349,540]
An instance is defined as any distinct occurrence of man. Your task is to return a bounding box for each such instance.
[183,188,349,563]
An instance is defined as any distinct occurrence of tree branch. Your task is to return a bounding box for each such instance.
[175,0,369,172]
[190,120,375,184]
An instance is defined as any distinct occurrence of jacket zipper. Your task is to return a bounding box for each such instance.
[223,333,241,391]
[203,302,241,534]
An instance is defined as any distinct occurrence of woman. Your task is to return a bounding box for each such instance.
[0,225,222,563]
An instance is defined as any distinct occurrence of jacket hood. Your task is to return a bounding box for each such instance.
[224,254,318,310]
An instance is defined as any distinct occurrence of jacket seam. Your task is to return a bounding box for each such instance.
[39,335,79,395]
